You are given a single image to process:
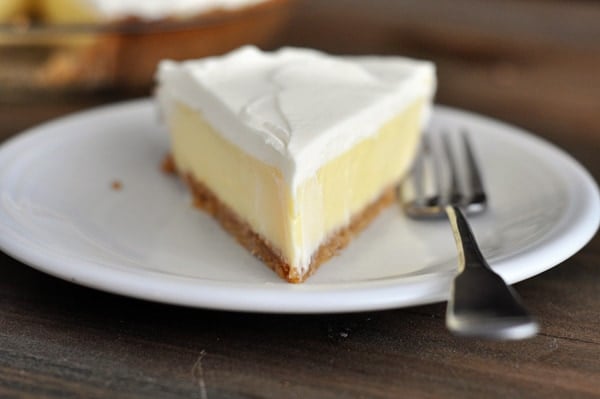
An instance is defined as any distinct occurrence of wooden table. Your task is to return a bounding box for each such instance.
[2,1,599,397]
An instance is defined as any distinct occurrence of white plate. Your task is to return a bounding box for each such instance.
[0,100,598,313]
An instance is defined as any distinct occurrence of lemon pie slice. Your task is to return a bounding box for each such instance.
[157,46,436,283]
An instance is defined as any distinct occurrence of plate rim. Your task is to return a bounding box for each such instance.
[0,99,598,313]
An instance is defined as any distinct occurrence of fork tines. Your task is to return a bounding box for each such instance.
[401,130,487,219]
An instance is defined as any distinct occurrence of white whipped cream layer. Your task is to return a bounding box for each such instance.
[75,0,269,19]
[157,46,436,190]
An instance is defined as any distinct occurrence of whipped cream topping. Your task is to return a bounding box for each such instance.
[157,46,436,190]
[76,0,269,19]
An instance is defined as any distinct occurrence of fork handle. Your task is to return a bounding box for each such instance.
[445,205,489,273]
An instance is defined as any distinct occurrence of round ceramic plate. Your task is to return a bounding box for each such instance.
[0,100,598,313]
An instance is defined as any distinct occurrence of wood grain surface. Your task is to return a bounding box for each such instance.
[1,1,599,398]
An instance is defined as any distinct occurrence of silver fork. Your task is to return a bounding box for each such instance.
[400,131,539,340]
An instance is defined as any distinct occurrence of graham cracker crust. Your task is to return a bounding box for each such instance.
[164,155,396,283]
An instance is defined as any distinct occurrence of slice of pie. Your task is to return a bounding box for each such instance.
[156,46,436,283]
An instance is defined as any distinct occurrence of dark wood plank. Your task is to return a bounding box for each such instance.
[1,250,600,398]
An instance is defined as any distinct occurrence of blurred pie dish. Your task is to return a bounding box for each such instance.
[0,0,290,95]
[157,46,436,283]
